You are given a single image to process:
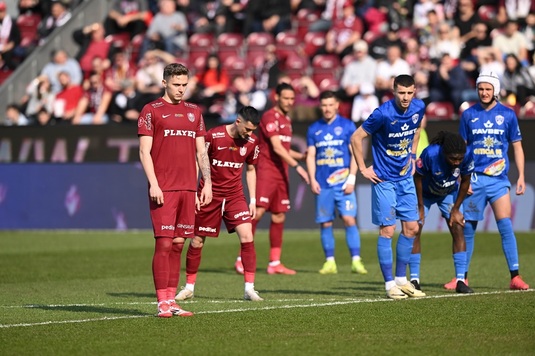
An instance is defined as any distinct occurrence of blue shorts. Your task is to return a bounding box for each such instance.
[315,187,357,223]
[423,191,460,220]
[372,177,419,226]
[462,173,510,221]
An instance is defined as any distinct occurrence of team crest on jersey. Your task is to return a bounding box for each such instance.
[453,168,460,177]
[266,122,277,132]
[240,147,247,156]
[187,113,195,122]
[495,115,504,125]
[412,114,419,124]
[334,126,343,136]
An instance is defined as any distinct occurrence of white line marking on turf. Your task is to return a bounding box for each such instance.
[0,289,532,329]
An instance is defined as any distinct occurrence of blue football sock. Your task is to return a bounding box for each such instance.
[377,236,393,282]
[409,253,421,280]
[395,234,415,277]
[453,251,467,280]
[464,221,477,274]
[345,224,361,257]
[497,218,520,271]
[320,225,335,259]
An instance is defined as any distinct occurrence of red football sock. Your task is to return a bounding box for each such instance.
[166,242,184,299]
[241,241,256,283]
[269,222,284,262]
[251,218,259,236]
[186,245,203,284]
[153,237,173,301]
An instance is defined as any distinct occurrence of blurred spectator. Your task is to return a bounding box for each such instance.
[0,1,21,70]
[135,49,171,103]
[103,49,137,94]
[492,19,529,65]
[37,0,72,45]
[243,0,292,36]
[428,21,462,61]
[357,0,389,34]
[418,9,441,48]
[428,53,478,111]
[452,0,481,44]
[72,22,111,77]
[459,21,492,80]
[104,0,149,39]
[41,49,82,94]
[5,103,30,126]
[21,74,55,123]
[214,0,248,34]
[412,0,443,30]
[339,39,377,101]
[308,0,346,33]
[187,53,230,108]
[252,44,282,93]
[374,45,410,97]
[375,0,412,31]
[72,71,112,125]
[521,11,535,59]
[221,74,268,122]
[315,0,363,60]
[17,0,47,16]
[109,78,145,124]
[188,1,222,34]
[350,81,379,122]
[276,72,320,120]
[477,49,505,78]
[496,0,535,25]
[141,0,188,57]
[368,23,404,60]
[52,71,84,123]
[502,53,535,107]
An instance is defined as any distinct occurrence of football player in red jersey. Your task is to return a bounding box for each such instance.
[235,83,309,275]
[176,106,264,301]
[138,63,212,317]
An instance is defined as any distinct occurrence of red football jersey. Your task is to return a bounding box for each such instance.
[138,98,206,191]
[201,125,259,197]
[256,107,293,181]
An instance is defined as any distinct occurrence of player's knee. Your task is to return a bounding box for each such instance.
[190,236,205,249]
[341,216,356,227]
[403,222,419,237]
[379,225,396,238]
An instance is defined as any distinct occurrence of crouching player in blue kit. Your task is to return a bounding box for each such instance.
[409,131,474,294]
[443,70,529,291]
[351,74,426,299]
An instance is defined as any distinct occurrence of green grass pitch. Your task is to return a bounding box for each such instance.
[0,230,534,355]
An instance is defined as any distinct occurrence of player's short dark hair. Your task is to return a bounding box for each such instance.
[275,82,295,95]
[163,63,189,80]
[319,90,338,101]
[238,106,260,126]
[430,131,466,155]
[394,74,415,89]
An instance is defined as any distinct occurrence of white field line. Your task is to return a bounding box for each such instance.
[0,289,532,329]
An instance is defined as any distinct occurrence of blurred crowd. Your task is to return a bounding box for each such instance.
[4,0,535,126]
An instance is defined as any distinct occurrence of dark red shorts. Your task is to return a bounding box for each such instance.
[256,176,290,213]
[150,190,196,238]
[194,194,251,237]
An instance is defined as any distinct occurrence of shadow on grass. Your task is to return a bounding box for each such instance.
[29,304,151,316]
[108,292,154,298]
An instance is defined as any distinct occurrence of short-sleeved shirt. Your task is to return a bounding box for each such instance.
[137,98,206,191]
[256,107,293,183]
[306,115,356,189]
[416,143,474,199]
[199,125,259,197]
[361,98,426,181]
[459,102,521,179]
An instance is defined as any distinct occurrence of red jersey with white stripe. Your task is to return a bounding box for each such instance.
[137,98,206,191]
[201,125,259,197]
[256,107,293,182]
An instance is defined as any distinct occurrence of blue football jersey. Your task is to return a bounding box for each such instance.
[415,144,475,198]
[459,102,522,178]
[361,98,426,181]
[307,115,356,189]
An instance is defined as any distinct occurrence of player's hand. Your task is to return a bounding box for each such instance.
[149,185,164,205]
[360,166,382,184]
[195,195,201,212]
[249,203,256,220]
[199,182,212,206]
[342,183,355,195]
[516,176,526,195]
[467,184,473,196]
[310,180,321,195]
[418,207,425,226]
[296,165,310,184]
[449,208,465,228]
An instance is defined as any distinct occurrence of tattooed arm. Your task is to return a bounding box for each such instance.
[196,135,212,206]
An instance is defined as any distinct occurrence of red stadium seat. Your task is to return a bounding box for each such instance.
[223,54,249,79]
[478,5,498,22]
[317,77,339,91]
[188,33,215,63]
[283,53,309,79]
[425,102,455,121]
[296,8,320,40]
[105,32,130,50]
[303,31,326,57]
[363,30,383,45]
[275,31,301,60]
[311,54,340,71]
[217,33,244,62]
[312,71,338,89]
[245,32,275,66]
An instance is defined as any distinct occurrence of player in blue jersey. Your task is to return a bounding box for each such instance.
[350,74,426,299]
[443,70,529,291]
[306,91,368,275]
[409,131,474,294]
